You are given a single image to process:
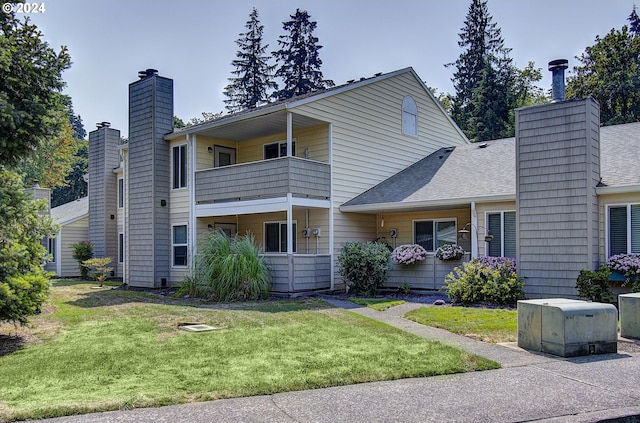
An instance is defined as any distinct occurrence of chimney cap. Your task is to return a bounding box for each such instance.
[96,121,111,129]
[138,68,159,79]
[548,59,569,71]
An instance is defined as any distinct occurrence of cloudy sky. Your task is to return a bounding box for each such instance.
[26,0,635,137]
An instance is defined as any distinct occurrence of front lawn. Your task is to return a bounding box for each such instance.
[0,280,498,421]
[405,306,518,343]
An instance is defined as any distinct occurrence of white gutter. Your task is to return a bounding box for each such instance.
[340,194,516,214]
[595,184,640,195]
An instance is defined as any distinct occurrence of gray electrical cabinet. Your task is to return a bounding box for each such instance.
[619,293,640,339]
[518,299,618,357]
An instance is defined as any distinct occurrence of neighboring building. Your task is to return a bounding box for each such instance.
[46,197,89,277]
[86,65,640,299]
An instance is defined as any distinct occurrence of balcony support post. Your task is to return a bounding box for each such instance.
[286,112,293,157]
[287,192,294,291]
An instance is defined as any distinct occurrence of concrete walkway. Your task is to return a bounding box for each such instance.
[39,300,640,423]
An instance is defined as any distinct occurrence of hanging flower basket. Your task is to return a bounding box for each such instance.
[435,244,465,261]
[391,244,427,265]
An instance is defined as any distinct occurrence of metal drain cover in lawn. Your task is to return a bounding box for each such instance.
[178,323,218,332]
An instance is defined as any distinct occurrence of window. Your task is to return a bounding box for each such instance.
[486,211,516,258]
[608,204,640,256]
[414,220,456,252]
[264,141,295,159]
[117,178,124,208]
[118,233,124,263]
[265,221,297,253]
[402,96,418,136]
[214,145,236,167]
[47,237,56,262]
[172,224,188,266]
[172,145,187,189]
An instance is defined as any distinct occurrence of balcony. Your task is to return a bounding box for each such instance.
[195,157,330,204]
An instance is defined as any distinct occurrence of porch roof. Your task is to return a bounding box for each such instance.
[341,121,640,213]
[51,196,88,226]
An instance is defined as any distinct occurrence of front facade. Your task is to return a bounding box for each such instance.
[89,67,468,292]
[85,66,639,298]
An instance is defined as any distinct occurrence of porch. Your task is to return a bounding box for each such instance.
[384,253,471,291]
[264,254,332,293]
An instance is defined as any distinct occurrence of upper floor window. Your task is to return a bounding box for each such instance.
[117,178,124,208]
[172,144,187,189]
[402,96,418,136]
[608,204,640,257]
[414,219,456,252]
[264,141,295,159]
[486,211,516,258]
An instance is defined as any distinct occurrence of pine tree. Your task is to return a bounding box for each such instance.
[223,8,276,113]
[447,0,540,141]
[272,9,334,101]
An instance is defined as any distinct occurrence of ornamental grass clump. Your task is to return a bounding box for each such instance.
[444,257,524,306]
[391,244,427,265]
[179,230,271,301]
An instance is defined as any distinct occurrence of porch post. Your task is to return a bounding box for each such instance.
[471,201,478,258]
[286,112,293,157]
[189,134,197,271]
[287,193,294,292]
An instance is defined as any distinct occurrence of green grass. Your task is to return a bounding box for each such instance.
[348,297,406,310]
[0,280,498,421]
[405,306,517,343]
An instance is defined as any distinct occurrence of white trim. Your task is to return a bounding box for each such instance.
[596,184,640,195]
[328,123,335,290]
[189,134,197,273]
[262,139,297,159]
[56,214,88,226]
[484,210,517,258]
[117,177,124,209]
[340,195,515,213]
[55,230,62,276]
[471,201,478,259]
[171,143,188,190]
[605,202,639,257]
[195,197,330,218]
[412,218,458,253]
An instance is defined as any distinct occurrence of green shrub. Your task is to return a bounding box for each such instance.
[179,231,270,302]
[338,242,390,295]
[0,267,50,325]
[444,258,524,306]
[576,266,614,303]
[82,257,113,287]
[71,241,93,279]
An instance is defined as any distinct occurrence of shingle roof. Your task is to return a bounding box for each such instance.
[50,196,88,225]
[342,122,640,211]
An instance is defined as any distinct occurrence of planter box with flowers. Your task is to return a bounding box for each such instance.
[606,253,640,290]
[391,244,427,265]
[435,244,465,261]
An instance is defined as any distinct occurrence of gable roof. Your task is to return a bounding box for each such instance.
[166,67,467,143]
[51,196,88,226]
[341,122,640,213]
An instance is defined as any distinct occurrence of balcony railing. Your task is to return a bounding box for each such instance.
[195,157,330,203]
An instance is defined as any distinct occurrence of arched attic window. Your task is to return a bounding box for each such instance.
[402,96,418,136]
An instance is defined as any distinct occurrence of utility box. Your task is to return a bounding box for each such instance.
[518,299,618,357]
[619,293,640,339]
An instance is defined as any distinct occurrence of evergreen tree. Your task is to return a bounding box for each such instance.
[272,9,334,101]
[629,5,640,36]
[567,21,640,125]
[447,0,542,141]
[224,8,276,112]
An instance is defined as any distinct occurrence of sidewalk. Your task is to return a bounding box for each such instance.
[39,300,640,423]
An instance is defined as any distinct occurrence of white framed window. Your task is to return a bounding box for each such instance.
[486,211,516,258]
[117,178,124,208]
[402,95,418,136]
[607,204,640,257]
[172,224,188,266]
[214,222,237,237]
[413,219,457,252]
[47,236,56,262]
[264,221,297,253]
[172,144,187,189]
[214,145,236,167]
[118,233,124,263]
[264,140,296,159]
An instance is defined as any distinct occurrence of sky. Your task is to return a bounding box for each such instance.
[25,0,636,137]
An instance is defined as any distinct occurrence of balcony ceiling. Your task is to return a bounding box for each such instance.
[195,110,327,142]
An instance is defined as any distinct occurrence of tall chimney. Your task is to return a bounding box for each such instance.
[548,59,569,102]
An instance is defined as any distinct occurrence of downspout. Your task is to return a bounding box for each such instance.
[471,201,478,258]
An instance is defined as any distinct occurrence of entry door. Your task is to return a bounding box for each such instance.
[214,145,236,167]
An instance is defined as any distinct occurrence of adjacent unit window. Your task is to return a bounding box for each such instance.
[172,224,188,266]
[486,211,516,258]
[47,237,56,262]
[214,145,236,167]
[264,141,295,159]
[172,144,187,189]
[414,219,456,252]
[402,96,418,136]
[608,204,640,256]
[118,233,124,263]
[117,178,124,208]
[265,221,297,253]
